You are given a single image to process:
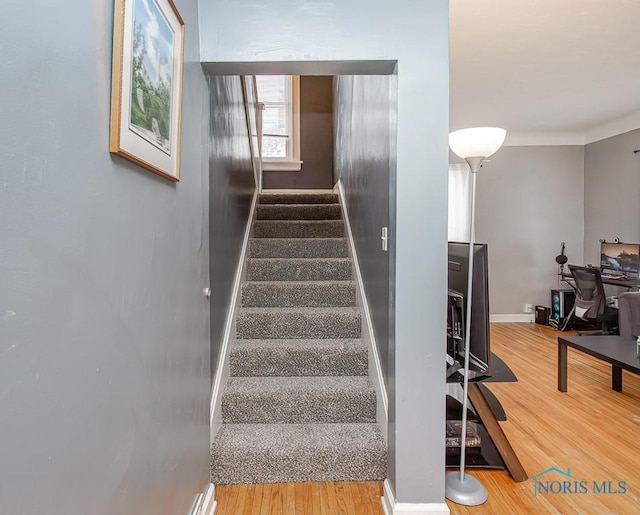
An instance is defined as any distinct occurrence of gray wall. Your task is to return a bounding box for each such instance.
[455,146,585,314]
[584,128,640,265]
[263,75,334,189]
[0,1,211,514]
[198,0,449,504]
[464,136,640,315]
[334,75,392,384]
[207,76,256,375]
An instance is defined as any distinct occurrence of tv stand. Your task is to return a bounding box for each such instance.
[446,354,528,483]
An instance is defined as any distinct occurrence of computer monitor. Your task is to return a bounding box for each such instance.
[447,242,491,380]
[600,242,640,277]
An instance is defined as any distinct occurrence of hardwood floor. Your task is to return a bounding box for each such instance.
[215,323,640,514]
[214,481,383,514]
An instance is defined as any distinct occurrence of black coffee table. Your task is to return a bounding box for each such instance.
[558,335,640,392]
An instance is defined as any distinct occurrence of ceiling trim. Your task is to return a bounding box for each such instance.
[503,110,640,147]
[503,132,585,147]
[584,110,640,144]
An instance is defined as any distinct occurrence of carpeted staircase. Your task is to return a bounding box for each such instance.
[210,191,387,484]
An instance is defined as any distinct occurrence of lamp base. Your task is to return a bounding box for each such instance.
[445,471,488,506]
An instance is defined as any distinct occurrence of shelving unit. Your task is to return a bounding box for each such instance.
[446,354,528,482]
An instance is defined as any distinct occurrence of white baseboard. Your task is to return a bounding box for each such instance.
[198,483,216,515]
[210,188,259,441]
[337,180,389,440]
[490,314,534,323]
[381,480,450,514]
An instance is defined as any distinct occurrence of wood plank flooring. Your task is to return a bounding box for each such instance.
[214,481,383,515]
[215,323,640,514]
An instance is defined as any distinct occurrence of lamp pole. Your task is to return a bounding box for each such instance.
[445,128,506,506]
[459,156,480,483]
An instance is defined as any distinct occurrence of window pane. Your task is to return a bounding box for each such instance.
[256,75,287,103]
[262,105,288,136]
[257,76,292,160]
[263,136,287,158]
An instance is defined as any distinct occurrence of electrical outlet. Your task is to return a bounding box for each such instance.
[524,303,533,313]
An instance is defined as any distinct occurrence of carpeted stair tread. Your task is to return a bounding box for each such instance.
[221,376,376,424]
[258,192,339,205]
[210,423,386,484]
[256,204,342,220]
[246,258,352,281]
[241,280,356,307]
[236,307,362,339]
[229,339,368,377]
[249,238,349,258]
[253,220,345,238]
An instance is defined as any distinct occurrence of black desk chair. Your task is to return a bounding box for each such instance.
[568,264,618,335]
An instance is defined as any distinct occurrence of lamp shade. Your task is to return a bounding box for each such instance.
[449,127,507,160]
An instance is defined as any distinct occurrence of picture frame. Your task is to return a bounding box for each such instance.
[110,0,184,181]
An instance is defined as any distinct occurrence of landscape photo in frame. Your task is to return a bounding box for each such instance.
[129,0,174,153]
[110,0,184,181]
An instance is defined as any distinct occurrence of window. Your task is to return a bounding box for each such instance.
[256,75,301,171]
[448,163,472,242]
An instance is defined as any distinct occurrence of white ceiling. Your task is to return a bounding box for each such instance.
[449,0,640,144]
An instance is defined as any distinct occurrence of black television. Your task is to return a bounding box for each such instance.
[446,242,491,381]
[600,242,640,277]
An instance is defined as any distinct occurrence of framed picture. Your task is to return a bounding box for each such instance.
[110,0,184,181]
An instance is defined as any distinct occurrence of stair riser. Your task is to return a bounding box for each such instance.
[229,343,368,377]
[210,424,387,484]
[211,454,386,485]
[241,282,356,307]
[259,193,339,205]
[222,392,376,424]
[257,204,342,220]
[246,259,352,281]
[249,238,349,258]
[236,311,362,339]
[254,220,344,238]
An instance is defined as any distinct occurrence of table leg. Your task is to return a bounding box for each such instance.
[558,340,568,392]
[612,365,622,392]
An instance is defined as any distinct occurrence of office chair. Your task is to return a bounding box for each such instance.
[568,264,619,335]
[617,291,640,339]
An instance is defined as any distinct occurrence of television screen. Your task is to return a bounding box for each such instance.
[600,242,640,277]
[447,242,491,380]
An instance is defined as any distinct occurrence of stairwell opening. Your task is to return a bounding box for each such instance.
[204,61,398,488]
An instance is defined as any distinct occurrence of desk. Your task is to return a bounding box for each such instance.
[561,271,640,289]
[558,335,640,392]
[558,272,639,331]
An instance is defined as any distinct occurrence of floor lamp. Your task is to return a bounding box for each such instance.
[445,127,506,506]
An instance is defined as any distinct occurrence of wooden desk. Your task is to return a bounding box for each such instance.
[557,335,640,392]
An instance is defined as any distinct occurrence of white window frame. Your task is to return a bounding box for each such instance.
[259,75,302,172]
